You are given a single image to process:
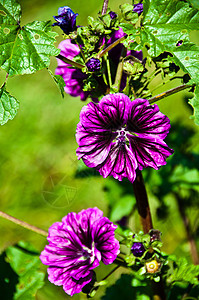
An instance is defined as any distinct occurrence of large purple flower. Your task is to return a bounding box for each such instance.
[76,93,174,182]
[40,207,120,296]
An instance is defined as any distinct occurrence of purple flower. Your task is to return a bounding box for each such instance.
[53,6,78,34]
[55,28,142,100]
[133,3,143,16]
[86,58,101,72]
[131,242,145,257]
[109,11,117,19]
[40,207,120,296]
[55,39,89,100]
[76,93,174,182]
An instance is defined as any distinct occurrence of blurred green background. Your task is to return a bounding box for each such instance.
[0,0,199,299]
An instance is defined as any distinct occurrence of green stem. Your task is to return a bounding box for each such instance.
[56,54,85,69]
[0,211,48,237]
[105,53,112,87]
[112,47,126,92]
[98,36,126,59]
[148,84,193,104]
[75,39,86,62]
[101,265,120,281]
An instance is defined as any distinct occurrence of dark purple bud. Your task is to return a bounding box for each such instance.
[133,3,143,16]
[131,242,145,257]
[150,229,162,242]
[109,11,117,19]
[86,58,101,72]
[53,6,78,35]
[176,40,183,47]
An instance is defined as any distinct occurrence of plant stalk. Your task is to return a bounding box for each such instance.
[98,36,125,59]
[148,84,193,104]
[56,54,85,69]
[112,47,126,92]
[101,0,109,15]
[0,211,48,237]
[133,170,166,300]
[133,170,153,233]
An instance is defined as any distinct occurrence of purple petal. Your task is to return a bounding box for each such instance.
[128,133,174,170]
[98,143,137,182]
[127,99,171,139]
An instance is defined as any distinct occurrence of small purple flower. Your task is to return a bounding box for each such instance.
[86,58,101,72]
[109,11,117,19]
[40,207,120,296]
[53,6,78,34]
[76,93,174,182]
[133,3,143,16]
[131,242,145,257]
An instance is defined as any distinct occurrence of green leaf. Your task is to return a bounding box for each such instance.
[168,257,199,285]
[48,70,65,98]
[102,274,152,300]
[123,0,199,84]
[189,85,199,125]
[189,0,199,10]
[0,0,59,75]
[0,85,19,125]
[110,195,136,222]
[6,242,45,300]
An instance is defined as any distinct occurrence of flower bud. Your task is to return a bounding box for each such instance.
[150,229,162,242]
[131,242,145,257]
[109,11,117,19]
[133,3,143,16]
[53,6,78,34]
[86,58,101,72]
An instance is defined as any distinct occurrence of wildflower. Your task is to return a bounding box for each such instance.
[55,28,142,100]
[53,6,78,34]
[40,207,120,296]
[109,11,117,19]
[133,3,143,16]
[86,58,101,72]
[76,93,174,182]
[145,259,161,274]
[131,242,145,257]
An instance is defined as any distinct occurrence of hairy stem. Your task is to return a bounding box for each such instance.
[101,0,109,15]
[98,37,126,59]
[133,170,153,233]
[0,211,48,237]
[56,54,85,69]
[133,170,166,300]
[148,84,193,104]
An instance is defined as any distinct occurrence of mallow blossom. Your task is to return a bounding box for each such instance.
[53,6,78,34]
[76,93,174,182]
[40,207,120,296]
[55,28,142,100]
